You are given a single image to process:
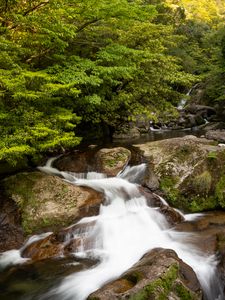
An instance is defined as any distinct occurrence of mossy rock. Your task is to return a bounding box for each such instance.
[134,136,225,212]
[95,147,131,177]
[88,248,202,299]
[2,171,102,234]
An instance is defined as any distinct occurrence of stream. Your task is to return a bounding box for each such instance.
[0,156,224,299]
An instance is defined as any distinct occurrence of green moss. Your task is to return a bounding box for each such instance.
[176,144,195,162]
[4,172,42,208]
[174,282,198,300]
[189,196,218,213]
[192,171,212,196]
[207,151,218,160]
[129,264,179,300]
[216,175,225,207]
[104,151,129,168]
[3,172,78,234]
[159,176,179,205]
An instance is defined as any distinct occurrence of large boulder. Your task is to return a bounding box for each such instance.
[95,147,131,177]
[88,248,202,299]
[205,130,225,143]
[2,171,103,234]
[134,135,225,212]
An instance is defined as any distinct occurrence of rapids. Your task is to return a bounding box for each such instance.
[0,160,223,300]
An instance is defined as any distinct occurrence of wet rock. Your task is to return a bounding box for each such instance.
[21,234,64,261]
[159,205,184,225]
[88,248,202,300]
[0,193,24,252]
[0,256,98,299]
[134,135,225,212]
[2,172,103,234]
[205,130,225,143]
[54,151,89,173]
[175,211,225,255]
[21,219,98,261]
[95,147,131,177]
[139,187,184,225]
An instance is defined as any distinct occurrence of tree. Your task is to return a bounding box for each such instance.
[0,0,199,166]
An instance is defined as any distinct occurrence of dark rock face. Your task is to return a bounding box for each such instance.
[0,192,24,252]
[88,248,202,300]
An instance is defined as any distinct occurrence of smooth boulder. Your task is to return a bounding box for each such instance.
[134,135,225,212]
[88,248,202,299]
[2,171,103,234]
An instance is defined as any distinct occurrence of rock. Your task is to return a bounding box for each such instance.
[21,234,64,261]
[174,211,225,291]
[139,187,184,225]
[113,125,140,140]
[21,220,98,261]
[205,130,225,143]
[0,190,24,252]
[133,135,225,212]
[143,164,159,191]
[198,122,225,132]
[95,147,131,177]
[185,104,216,117]
[2,171,103,234]
[88,248,202,299]
[135,114,150,133]
[175,211,225,255]
[54,151,89,173]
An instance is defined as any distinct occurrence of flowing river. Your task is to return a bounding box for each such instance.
[0,158,224,299]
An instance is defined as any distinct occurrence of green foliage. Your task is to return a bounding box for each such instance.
[192,171,212,195]
[0,0,224,167]
[159,176,179,204]
[216,175,225,207]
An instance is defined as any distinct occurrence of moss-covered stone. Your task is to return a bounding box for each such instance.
[88,248,202,300]
[134,136,225,212]
[2,171,103,234]
[95,147,131,177]
[129,264,178,300]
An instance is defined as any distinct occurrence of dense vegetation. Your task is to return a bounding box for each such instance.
[0,0,224,167]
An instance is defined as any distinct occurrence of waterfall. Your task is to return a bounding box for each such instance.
[37,160,222,300]
[0,159,223,300]
[177,85,198,111]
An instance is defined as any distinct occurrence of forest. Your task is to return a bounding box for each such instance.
[0,0,225,167]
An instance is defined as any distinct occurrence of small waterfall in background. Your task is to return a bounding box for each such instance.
[0,159,223,300]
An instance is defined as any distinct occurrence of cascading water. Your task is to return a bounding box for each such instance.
[0,160,223,300]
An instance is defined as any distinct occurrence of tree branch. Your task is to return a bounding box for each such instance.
[76,19,100,33]
[23,1,50,16]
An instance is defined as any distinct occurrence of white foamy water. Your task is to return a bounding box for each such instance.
[1,158,223,300]
[0,232,52,271]
[37,159,222,300]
